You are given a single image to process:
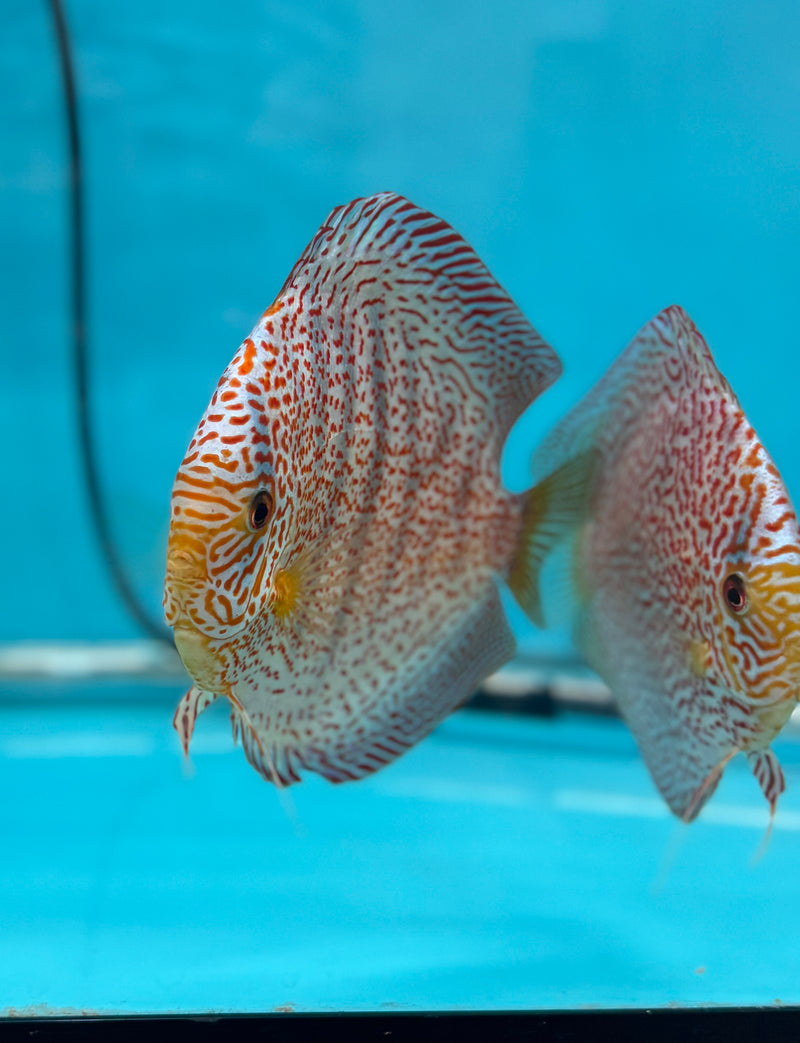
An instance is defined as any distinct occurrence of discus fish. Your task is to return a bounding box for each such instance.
[164,192,562,785]
[509,305,800,821]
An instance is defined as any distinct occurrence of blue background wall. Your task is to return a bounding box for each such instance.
[4,0,800,643]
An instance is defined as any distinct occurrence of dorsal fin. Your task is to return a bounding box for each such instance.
[506,306,723,631]
[275,192,562,440]
[530,305,735,485]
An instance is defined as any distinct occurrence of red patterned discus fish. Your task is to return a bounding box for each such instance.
[510,305,800,822]
[164,192,562,785]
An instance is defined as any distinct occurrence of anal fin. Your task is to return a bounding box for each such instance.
[231,584,516,790]
[309,584,517,784]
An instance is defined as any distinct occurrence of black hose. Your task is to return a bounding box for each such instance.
[46,0,173,645]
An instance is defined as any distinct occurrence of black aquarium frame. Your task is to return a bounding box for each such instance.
[0,1009,799,1042]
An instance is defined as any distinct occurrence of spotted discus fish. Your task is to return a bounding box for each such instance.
[510,305,800,821]
[164,192,562,785]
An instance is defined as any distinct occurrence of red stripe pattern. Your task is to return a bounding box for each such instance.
[535,305,800,820]
[164,192,561,785]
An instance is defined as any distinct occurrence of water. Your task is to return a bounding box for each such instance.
[3,681,800,1014]
[2,0,800,1016]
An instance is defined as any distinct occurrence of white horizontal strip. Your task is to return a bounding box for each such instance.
[375,776,531,806]
[555,788,800,831]
[0,641,184,679]
[0,730,236,759]
[0,643,799,736]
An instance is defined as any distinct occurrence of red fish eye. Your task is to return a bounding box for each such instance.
[722,574,747,614]
[248,491,273,532]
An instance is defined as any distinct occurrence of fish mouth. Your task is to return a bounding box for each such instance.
[166,546,205,583]
[172,621,229,694]
[165,569,250,644]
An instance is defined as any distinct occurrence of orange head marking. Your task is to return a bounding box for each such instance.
[717,558,800,706]
[164,329,294,652]
[708,436,800,716]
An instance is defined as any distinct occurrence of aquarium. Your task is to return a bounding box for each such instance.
[3,0,800,1037]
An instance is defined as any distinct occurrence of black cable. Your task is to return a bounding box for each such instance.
[46,0,173,645]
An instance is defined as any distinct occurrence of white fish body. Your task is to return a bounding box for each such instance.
[510,306,800,820]
[164,193,562,785]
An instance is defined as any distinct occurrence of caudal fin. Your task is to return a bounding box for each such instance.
[508,451,598,627]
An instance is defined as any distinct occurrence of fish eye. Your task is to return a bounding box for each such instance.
[722,573,747,615]
[247,491,273,533]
